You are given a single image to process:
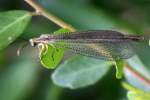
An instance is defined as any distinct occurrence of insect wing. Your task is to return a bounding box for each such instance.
[53,41,134,61]
[51,30,143,43]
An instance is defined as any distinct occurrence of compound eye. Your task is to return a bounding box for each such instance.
[29,39,37,47]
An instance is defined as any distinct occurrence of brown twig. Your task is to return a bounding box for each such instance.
[24,0,76,32]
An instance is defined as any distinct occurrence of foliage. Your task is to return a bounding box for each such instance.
[0,10,31,50]
[0,0,150,100]
[123,82,150,100]
[52,56,112,89]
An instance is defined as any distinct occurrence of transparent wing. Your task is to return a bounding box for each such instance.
[50,30,143,43]
[44,30,143,61]
[53,41,134,61]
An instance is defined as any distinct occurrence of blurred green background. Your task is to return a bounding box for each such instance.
[0,0,150,100]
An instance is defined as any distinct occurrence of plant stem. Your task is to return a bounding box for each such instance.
[24,0,76,32]
[125,63,150,87]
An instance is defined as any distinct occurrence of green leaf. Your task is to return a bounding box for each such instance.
[40,44,65,69]
[115,60,124,79]
[127,91,150,100]
[40,28,70,69]
[54,28,70,34]
[0,10,32,50]
[122,82,150,100]
[52,56,112,89]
